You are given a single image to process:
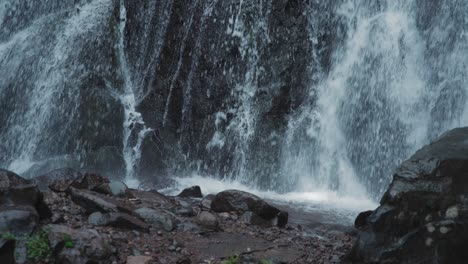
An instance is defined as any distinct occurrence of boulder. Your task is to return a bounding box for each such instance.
[211,190,288,227]
[47,224,114,264]
[93,181,129,197]
[177,221,202,233]
[275,211,288,228]
[0,169,51,235]
[201,194,215,210]
[348,127,468,263]
[177,186,203,198]
[88,212,107,226]
[134,207,175,231]
[240,211,271,226]
[175,206,195,217]
[69,188,134,214]
[88,212,149,232]
[33,169,109,193]
[33,168,83,192]
[0,206,38,236]
[354,210,373,231]
[239,210,288,228]
[128,189,175,209]
[74,173,110,190]
[196,211,219,230]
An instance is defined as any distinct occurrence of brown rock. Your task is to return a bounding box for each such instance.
[126,256,153,264]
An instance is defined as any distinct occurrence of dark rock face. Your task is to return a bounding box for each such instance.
[211,190,287,227]
[349,127,468,263]
[177,186,203,198]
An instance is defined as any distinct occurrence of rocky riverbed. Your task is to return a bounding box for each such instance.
[0,168,355,264]
[5,126,468,264]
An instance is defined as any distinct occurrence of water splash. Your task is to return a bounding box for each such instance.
[164,174,377,217]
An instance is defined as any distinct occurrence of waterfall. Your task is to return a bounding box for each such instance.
[0,0,467,201]
[0,0,115,176]
[282,0,468,199]
[118,0,152,187]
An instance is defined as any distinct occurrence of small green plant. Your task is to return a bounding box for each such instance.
[63,234,74,249]
[223,255,240,264]
[26,230,51,262]
[1,232,16,240]
[259,259,272,264]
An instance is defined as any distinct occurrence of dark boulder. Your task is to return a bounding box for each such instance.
[0,206,38,236]
[240,211,271,226]
[175,206,195,217]
[275,211,289,228]
[74,173,110,190]
[0,169,51,234]
[196,211,219,231]
[33,168,83,192]
[177,186,203,198]
[348,127,468,263]
[134,207,175,232]
[33,168,109,193]
[47,224,114,264]
[211,190,288,227]
[69,187,134,215]
[201,194,215,210]
[88,212,149,232]
[128,189,175,209]
[92,181,129,197]
[354,210,373,230]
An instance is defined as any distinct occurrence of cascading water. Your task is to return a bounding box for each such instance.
[118,0,152,188]
[0,0,116,176]
[283,0,468,199]
[1,0,467,207]
[221,1,270,183]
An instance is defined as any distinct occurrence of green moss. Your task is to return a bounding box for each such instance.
[223,255,240,264]
[259,259,272,264]
[26,230,51,262]
[1,232,16,240]
[63,234,74,249]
